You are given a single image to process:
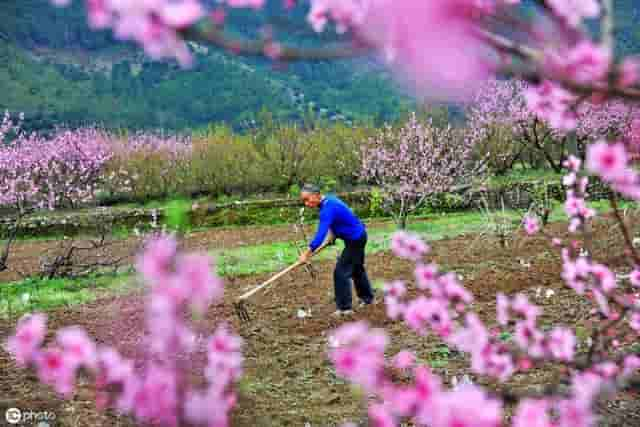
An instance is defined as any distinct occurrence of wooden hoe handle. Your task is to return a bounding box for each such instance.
[236,240,332,302]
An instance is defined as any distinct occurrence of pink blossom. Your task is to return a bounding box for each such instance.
[384,296,406,320]
[159,1,205,29]
[514,322,545,357]
[629,312,640,332]
[207,325,244,383]
[592,289,610,317]
[631,269,640,287]
[174,253,223,311]
[550,41,611,84]
[390,231,429,261]
[404,296,452,337]
[547,0,600,27]
[56,326,97,370]
[136,235,177,283]
[547,327,576,362]
[392,350,416,370]
[512,399,552,427]
[563,173,577,187]
[496,293,510,326]
[310,1,496,101]
[590,263,617,293]
[556,398,597,427]
[525,81,578,131]
[523,214,540,235]
[622,355,640,377]
[383,280,406,298]
[564,155,582,172]
[586,141,628,182]
[436,272,472,305]
[511,294,540,323]
[368,403,395,427]
[618,57,640,87]
[426,385,502,427]
[96,347,134,386]
[591,361,619,379]
[414,263,439,290]
[6,313,47,366]
[328,322,387,391]
[35,347,77,397]
[226,0,265,9]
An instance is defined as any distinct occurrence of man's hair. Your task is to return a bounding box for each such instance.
[300,183,321,194]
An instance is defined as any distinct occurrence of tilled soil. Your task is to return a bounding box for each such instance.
[2,216,640,426]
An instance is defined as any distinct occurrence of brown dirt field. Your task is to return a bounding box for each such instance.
[2,216,640,426]
[0,219,398,283]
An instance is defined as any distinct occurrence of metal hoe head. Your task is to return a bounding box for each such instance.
[233,300,251,323]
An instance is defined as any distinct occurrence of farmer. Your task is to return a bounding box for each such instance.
[298,184,375,316]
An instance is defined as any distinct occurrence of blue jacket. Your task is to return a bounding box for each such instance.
[309,195,365,251]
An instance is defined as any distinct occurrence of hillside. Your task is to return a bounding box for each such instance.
[1,0,638,132]
[0,0,417,132]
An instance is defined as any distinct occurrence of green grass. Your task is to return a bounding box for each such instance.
[0,273,136,319]
[485,168,563,188]
[3,197,638,316]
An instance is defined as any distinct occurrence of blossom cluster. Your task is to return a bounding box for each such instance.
[0,115,196,212]
[6,234,242,427]
[360,113,481,227]
[328,228,640,427]
[0,123,113,211]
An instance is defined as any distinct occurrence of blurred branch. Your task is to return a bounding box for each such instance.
[180,21,374,61]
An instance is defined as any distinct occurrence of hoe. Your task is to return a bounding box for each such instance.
[233,240,332,322]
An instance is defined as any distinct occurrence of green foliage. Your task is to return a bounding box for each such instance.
[420,192,467,214]
[165,199,191,233]
[368,188,386,217]
[105,122,368,204]
[288,184,301,198]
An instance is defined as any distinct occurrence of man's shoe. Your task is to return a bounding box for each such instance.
[358,299,374,309]
[331,309,354,317]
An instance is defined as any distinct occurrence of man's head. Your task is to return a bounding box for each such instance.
[300,183,323,208]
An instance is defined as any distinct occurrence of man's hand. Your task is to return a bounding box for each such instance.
[298,248,313,264]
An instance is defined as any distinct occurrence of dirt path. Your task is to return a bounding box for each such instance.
[2,217,639,426]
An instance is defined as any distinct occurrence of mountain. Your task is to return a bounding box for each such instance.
[1,0,638,133]
[0,0,417,132]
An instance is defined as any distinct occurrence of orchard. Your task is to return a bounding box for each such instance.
[3,1,640,427]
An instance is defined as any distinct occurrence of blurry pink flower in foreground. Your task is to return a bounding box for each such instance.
[525,81,578,131]
[308,0,495,101]
[586,141,628,182]
[392,350,416,370]
[6,313,47,366]
[523,215,540,235]
[6,233,242,426]
[359,0,495,101]
[391,231,429,261]
[547,0,600,27]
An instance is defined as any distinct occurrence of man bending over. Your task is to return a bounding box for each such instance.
[298,184,375,316]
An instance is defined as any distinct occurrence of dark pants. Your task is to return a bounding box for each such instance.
[334,231,374,310]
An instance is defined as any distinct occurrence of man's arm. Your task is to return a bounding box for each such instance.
[299,207,332,262]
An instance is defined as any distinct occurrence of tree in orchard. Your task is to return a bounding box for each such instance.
[360,112,482,229]
[0,114,115,213]
[466,79,640,174]
[7,1,640,426]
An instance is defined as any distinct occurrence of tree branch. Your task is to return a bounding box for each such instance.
[179,21,374,61]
